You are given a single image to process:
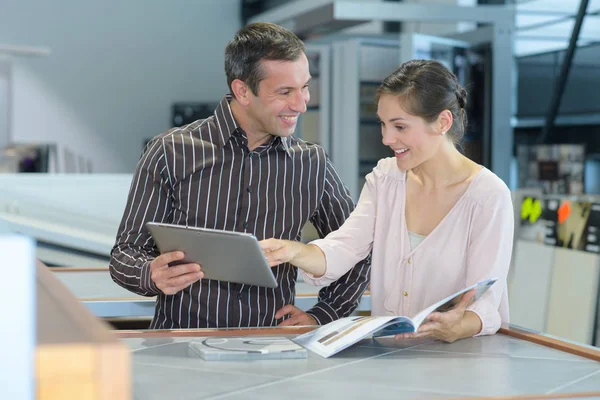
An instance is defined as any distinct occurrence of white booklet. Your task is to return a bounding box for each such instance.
[293,278,498,358]
[188,337,307,361]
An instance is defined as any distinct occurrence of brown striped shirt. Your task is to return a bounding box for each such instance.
[109,95,371,329]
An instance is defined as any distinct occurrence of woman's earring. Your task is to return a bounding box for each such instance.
[441,131,446,135]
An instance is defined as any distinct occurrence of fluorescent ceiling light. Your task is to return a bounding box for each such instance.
[517,16,600,41]
[516,0,600,15]
[516,13,569,29]
[514,38,591,57]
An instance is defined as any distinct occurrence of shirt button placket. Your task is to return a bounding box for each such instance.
[240,151,254,232]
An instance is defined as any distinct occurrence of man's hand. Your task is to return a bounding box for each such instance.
[275,305,318,326]
[395,289,481,343]
[150,251,204,295]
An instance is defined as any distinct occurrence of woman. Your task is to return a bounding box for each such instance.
[260,60,514,343]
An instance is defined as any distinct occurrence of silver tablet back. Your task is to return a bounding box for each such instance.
[146,222,278,288]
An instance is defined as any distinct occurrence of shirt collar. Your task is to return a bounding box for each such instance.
[214,95,293,158]
[276,136,292,157]
[213,95,239,149]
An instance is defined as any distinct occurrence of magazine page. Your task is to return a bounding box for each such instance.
[293,315,401,358]
[410,277,498,329]
[370,319,417,338]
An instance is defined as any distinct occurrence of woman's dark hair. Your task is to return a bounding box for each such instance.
[375,59,468,145]
[225,22,305,96]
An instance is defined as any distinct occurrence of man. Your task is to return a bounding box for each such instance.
[109,22,370,329]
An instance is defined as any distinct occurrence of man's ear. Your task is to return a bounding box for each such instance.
[231,79,251,106]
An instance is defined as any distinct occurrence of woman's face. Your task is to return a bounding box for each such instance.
[377,94,445,171]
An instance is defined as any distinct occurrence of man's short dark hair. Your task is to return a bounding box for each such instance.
[225,22,305,96]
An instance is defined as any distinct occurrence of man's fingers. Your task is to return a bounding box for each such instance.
[278,314,305,327]
[169,280,202,294]
[278,318,296,327]
[153,262,203,294]
[168,270,204,288]
[153,263,201,286]
[276,305,316,327]
[150,250,203,295]
[159,271,204,295]
[152,251,185,270]
[166,262,202,277]
[275,304,296,319]
[287,306,303,316]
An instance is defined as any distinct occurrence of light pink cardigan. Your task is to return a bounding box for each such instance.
[303,157,513,336]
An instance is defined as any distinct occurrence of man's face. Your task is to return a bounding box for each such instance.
[246,53,311,138]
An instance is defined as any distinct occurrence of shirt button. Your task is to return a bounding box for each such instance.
[243,222,248,228]
[408,258,412,264]
[247,187,252,193]
[237,293,243,300]
[403,291,409,297]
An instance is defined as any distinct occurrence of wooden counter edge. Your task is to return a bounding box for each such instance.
[114,326,318,339]
[499,324,600,362]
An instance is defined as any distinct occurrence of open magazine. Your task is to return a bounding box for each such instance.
[293,278,498,358]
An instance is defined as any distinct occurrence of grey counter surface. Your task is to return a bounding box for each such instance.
[124,330,600,400]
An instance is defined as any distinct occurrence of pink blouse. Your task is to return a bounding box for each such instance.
[303,157,514,336]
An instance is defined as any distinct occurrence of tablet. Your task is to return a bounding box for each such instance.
[146,222,278,288]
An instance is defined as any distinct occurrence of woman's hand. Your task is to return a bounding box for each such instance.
[259,239,303,267]
[259,239,327,277]
[395,289,482,343]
